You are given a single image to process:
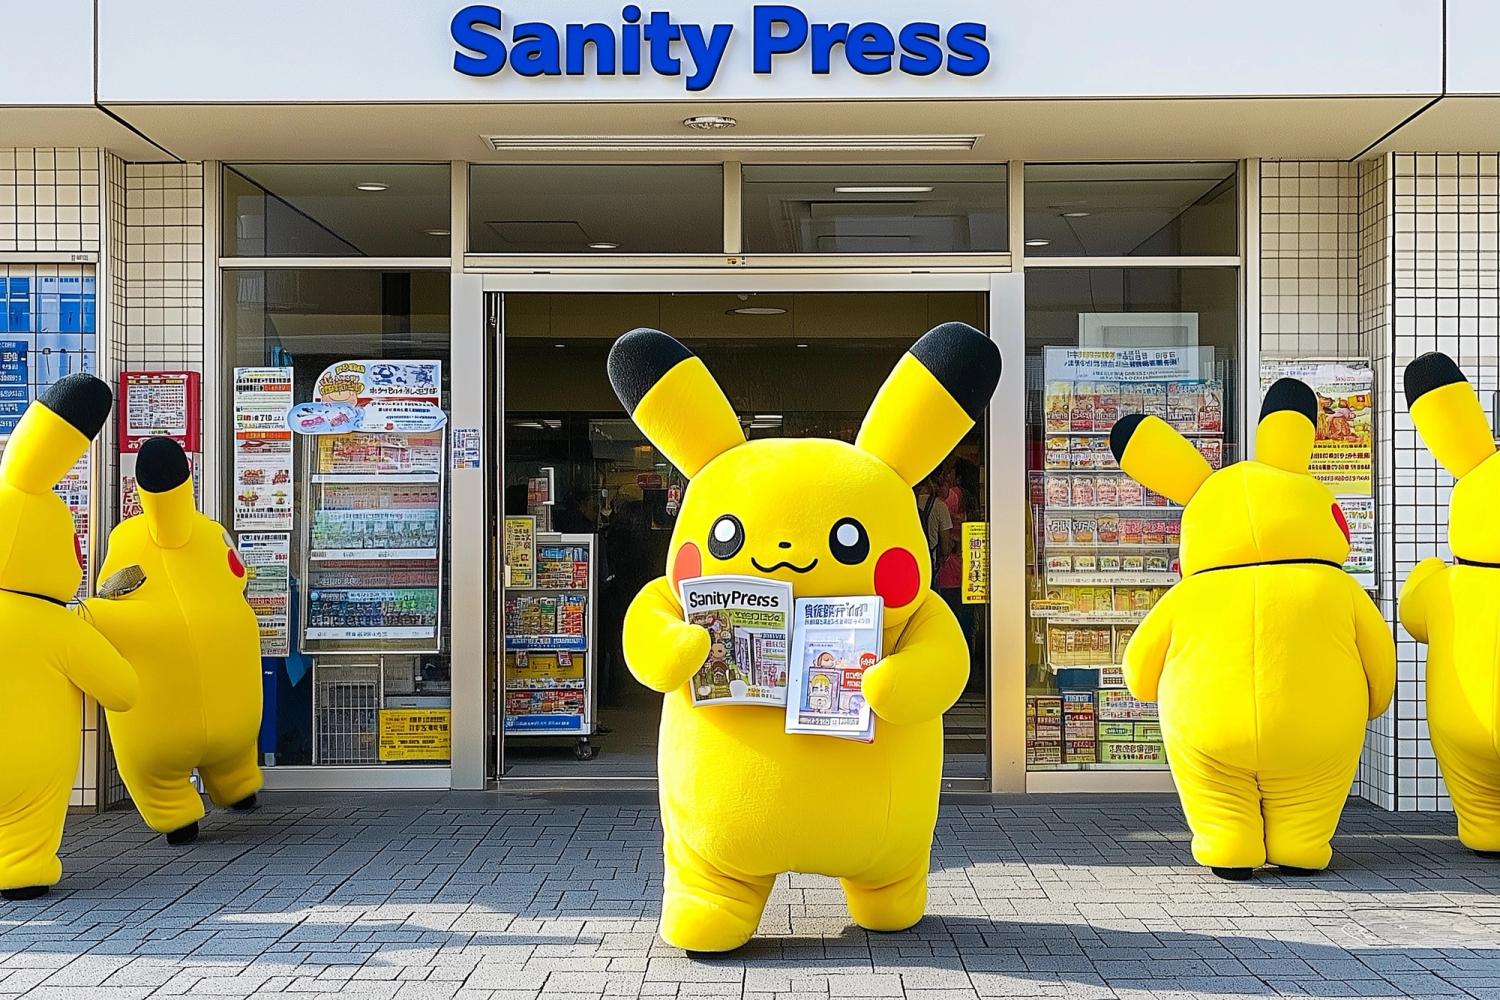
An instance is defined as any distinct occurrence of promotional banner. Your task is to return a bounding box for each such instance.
[233,367,295,531]
[377,708,451,762]
[289,360,445,435]
[239,532,291,656]
[961,521,988,604]
[504,515,537,588]
[1044,346,1214,383]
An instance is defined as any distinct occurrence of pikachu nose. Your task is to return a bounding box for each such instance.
[778,541,792,549]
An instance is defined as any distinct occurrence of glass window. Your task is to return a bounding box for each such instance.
[469,165,723,254]
[1023,267,1239,773]
[224,269,452,768]
[741,164,1007,254]
[1024,163,1237,257]
[222,164,451,257]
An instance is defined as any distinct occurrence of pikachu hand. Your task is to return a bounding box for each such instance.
[861,594,967,727]
[1398,556,1447,644]
[623,576,711,694]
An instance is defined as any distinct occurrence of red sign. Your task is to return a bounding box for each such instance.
[119,370,201,453]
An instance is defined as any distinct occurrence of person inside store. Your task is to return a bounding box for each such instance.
[916,469,955,592]
[935,456,978,662]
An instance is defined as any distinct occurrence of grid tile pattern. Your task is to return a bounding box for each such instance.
[122,162,205,373]
[0,792,1493,1000]
[1388,152,1500,812]
[0,148,102,253]
[1259,161,1362,356]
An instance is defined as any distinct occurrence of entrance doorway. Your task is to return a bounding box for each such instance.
[494,289,994,781]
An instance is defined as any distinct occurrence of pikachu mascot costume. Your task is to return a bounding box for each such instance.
[607,322,1001,952]
[84,436,263,845]
[1400,352,1500,854]
[0,374,138,901]
[1113,379,1394,880]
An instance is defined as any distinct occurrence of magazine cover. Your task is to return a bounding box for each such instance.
[785,596,884,741]
[678,575,793,707]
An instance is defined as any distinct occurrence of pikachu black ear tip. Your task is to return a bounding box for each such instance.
[135,436,191,494]
[1404,352,1466,407]
[909,322,1002,420]
[38,373,113,441]
[1109,413,1148,464]
[1261,378,1318,425]
[607,327,694,413]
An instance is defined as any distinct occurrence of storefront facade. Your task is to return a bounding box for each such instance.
[4,0,1496,810]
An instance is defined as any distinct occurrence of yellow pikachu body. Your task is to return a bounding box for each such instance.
[608,324,1001,951]
[0,375,137,898]
[1114,380,1394,876]
[1399,353,1500,852]
[84,437,263,837]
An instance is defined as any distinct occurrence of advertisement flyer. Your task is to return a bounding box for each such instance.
[1044,346,1214,383]
[785,595,882,741]
[962,521,988,604]
[503,516,536,588]
[451,427,481,469]
[290,360,445,435]
[233,368,294,531]
[57,452,92,602]
[377,708,451,762]
[316,432,443,478]
[119,370,200,452]
[0,340,28,434]
[238,532,291,656]
[1341,496,1377,589]
[678,575,793,707]
[305,587,439,640]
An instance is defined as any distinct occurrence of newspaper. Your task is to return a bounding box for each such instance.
[785,596,883,741]
[678,575,792,707]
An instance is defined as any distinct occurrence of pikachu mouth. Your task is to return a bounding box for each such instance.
[751,556,819,575]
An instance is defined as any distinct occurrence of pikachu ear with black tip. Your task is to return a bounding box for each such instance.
[607,328,745,478]
[1405,351,1495,479]
[1257,378,1318,473]
[856,322,1001,486]
[1,373,112,495]
[1110,413,1212,505]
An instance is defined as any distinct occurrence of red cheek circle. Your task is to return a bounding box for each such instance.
[670,542,702,588]
[73,535,84,568]
[1331,503,1351,544]
[228,549,246,578]
[873,547,922,609]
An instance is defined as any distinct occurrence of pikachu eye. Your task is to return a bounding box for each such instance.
[829,517,869,565]
[708,514,744,559]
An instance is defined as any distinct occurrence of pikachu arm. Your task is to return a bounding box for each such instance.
[622,575,710,695]
[1351,580,1396,720]
[62,607,139,713]
[1122,586,1176,703]
[861,591,967,726]
[1398,556,1447,645]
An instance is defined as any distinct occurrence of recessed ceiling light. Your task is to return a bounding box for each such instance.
[834,186,934,194]
[1025,239,1051,247]
[425,228,450,236]
[355,182,389,192]
[588,241,620,250]
[795,342,810,348]
[683,115,738,130]
[1062,211,1090,218]
[553,343,566,348]
[728,307,787,316]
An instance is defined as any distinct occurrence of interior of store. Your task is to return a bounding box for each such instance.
[500,291,991,778]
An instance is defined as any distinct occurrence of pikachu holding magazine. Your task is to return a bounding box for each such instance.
[608,322,1001,952]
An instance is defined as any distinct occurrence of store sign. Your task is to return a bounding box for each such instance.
[451,4,990,91]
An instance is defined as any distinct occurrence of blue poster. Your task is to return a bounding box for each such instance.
[0,340,29,434]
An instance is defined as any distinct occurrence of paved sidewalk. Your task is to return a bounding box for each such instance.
[1,791,1497,999]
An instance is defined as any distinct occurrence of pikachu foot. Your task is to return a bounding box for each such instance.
[1211,867,1253,881]
[165,822,199,846]
[230,794,258,812]
[842,863,928,933]
[1276,865,1324,876]
[1,886,49,902]
[659,891,761,953]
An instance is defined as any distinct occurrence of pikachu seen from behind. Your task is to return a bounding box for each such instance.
[1112,379,1394,880]
[607,323,1001,952]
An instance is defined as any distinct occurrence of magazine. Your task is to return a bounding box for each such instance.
[785,596,884,741]
[678,575,793,707]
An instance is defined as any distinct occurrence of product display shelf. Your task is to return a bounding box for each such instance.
[502,532,598,761]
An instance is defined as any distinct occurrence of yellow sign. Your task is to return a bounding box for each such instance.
[962,521,989,604]
[378,709,452,762]
[503,515,536,589]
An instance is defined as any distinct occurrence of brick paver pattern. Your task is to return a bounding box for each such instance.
[0,792,1497,999]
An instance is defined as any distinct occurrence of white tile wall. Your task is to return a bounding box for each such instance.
[0,149,102,253]
[1260,161,1362,357]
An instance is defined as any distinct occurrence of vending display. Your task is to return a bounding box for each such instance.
[298,429,446,652]
[502,532,597,760]
[1027,346,1229,771]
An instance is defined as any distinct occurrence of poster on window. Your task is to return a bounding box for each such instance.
[233,368,294,531]
[504,515,536,589]
[961,521,989,604]
[288,360,445,435]
[378,708,451,762]
[239,532,291,656]
[57,451,92,602]
[1044,347,1214,384]
[0,340,29,434]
